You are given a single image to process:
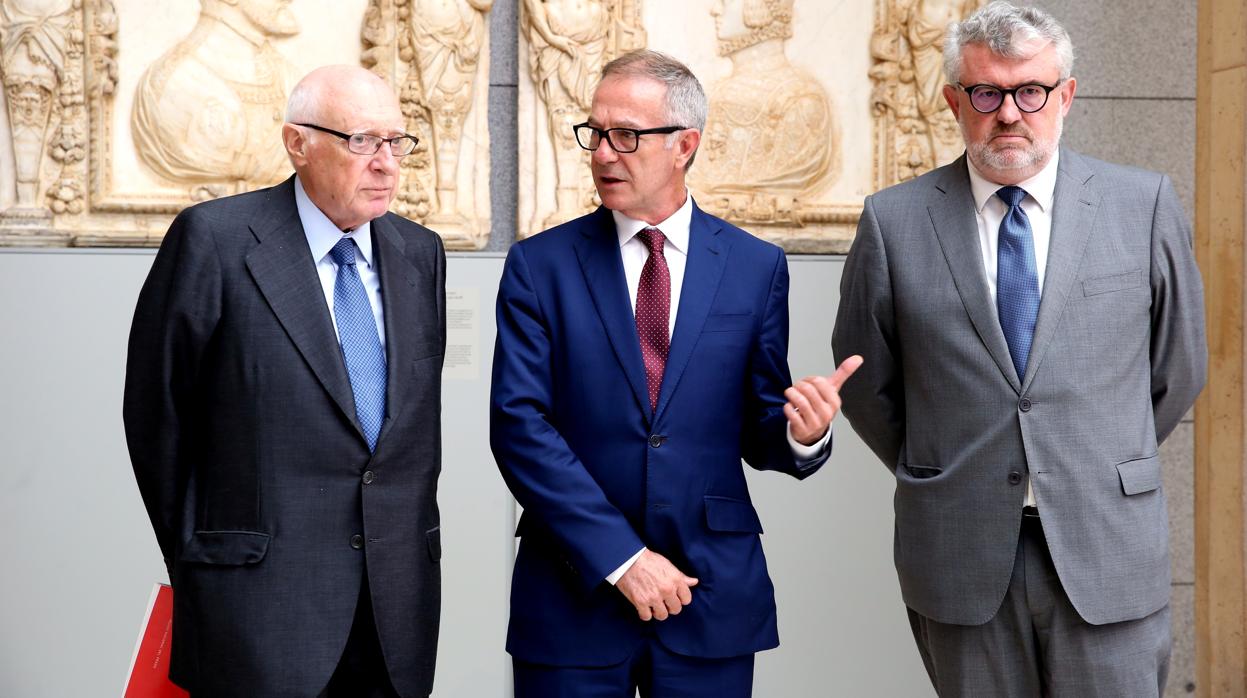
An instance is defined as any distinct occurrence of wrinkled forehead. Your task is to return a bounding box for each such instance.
[319,79,404,132]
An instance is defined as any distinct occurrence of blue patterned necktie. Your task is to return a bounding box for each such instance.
[330,237,387,451]
[995,186,1041,380]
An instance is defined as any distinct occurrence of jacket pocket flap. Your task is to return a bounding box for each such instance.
[703,313,754,332]
[1083,269,1143,297]
[426,526,442,562]
[704,496,764,533]
[1117,454,1162,495]
[180,530,270,565]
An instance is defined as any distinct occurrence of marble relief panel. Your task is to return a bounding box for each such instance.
[0,0,492,249]
[520,0,983,252]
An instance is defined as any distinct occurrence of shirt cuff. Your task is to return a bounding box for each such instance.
[788,422,831,464]
[606,547,646,585]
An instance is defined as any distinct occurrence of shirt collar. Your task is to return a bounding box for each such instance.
[612,190,693,256]
[294,175,374,267]
[966,150,1060,214]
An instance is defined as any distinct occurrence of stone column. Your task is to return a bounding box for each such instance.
[1194,0,1247,695]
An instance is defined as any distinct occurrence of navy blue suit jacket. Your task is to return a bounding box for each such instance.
[490,203,825,666]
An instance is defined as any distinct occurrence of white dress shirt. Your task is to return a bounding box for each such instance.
[966,153,1060,508]
[605,193,830,584]
[295,176,386,348]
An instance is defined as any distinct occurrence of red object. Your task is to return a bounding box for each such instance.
[635,227,671,411]
[123,583,189,698]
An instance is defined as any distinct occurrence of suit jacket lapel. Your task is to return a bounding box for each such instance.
[244,177,360,436]
[574,207,651,421]
[1021,149,1100,391]
[371,215,426,443]
[654,204,726,420]
[928,157,1022,393]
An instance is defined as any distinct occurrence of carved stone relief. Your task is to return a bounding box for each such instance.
[363,0,492,249]
[871,0,985,187]
[690,0,841,238]
[516,0,980,252]
[0,0,490,249]
[0,0,87,242]
[130,0,298,192]
[517,0,645,238]
[0,0,977,251]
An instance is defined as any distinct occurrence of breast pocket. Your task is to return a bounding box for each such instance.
[702,312,755,333]
[1082,269,1143,297]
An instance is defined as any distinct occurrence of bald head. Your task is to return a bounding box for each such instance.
[285,65,399,125]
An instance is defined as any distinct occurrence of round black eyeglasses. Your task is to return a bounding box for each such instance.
[957,81,1063,114]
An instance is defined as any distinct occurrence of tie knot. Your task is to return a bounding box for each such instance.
[637,227,666,255]
[330,237,358,267]
[996,186,1028,209]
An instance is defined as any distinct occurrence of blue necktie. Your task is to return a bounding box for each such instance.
[996,186,1040,380]
[330,237,387,451]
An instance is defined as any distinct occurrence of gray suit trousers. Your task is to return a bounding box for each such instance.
[907,515,1170,698]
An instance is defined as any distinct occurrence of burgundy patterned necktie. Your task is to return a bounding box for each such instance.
[635,227,670,412]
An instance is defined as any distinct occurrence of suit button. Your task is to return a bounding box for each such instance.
[362,470,375,485]
[350,534,364,550]
[1019,398,1032,412]
[648,434,667,448]
[1008,471,1023,485]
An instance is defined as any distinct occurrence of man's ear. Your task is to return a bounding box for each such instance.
[1058,76,1077,116]
[942,84,961,120]
[282,123,308,166]
[676,129,702,170]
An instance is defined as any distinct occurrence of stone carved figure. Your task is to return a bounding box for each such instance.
[871,0,985,184]
[130,0,299,194]
[522,0,644,230]
[407,0,491,227]
[0,0,75,214]
[694,0,835,226]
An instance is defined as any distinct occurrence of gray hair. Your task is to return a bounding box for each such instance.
[601,49,707,168]
[944,1,1075,84]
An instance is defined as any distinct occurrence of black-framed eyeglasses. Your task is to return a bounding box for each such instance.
[957,81,1063,114]
[573,122,687,154]
[296,123,419,157]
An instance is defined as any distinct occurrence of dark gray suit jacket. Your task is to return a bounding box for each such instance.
[832,149,1206,626]
[123,176,446,697]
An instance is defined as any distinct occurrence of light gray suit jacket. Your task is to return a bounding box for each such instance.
[832,149,1206,626]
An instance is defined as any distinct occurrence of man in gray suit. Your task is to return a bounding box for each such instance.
[124,65,445,697]
[832,2,1206,695]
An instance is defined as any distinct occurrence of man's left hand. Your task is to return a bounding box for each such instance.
[784,355,864,446]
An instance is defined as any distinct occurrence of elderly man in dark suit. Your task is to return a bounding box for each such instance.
[123,65,446,698]
[833,3,1206,696]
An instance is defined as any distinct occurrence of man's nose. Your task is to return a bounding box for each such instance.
[370,147,400,173]
[996,94,1023,124]
[592,139,620,165]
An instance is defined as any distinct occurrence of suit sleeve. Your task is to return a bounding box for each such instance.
[832,195,905,470]
[122,209,222,569]
[489,244,645,589]
[740,248,825,478]
[1149,175,1207,443]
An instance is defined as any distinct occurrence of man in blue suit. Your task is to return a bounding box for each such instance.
[490,49,862,697]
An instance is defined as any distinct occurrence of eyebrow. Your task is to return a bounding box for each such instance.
[587,118,646,129]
